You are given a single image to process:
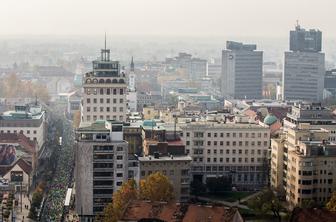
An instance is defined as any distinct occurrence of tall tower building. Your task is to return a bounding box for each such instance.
[127,57,137,112]
[81,39,127,125]
[283,24,325,101]
[221,41,263,99]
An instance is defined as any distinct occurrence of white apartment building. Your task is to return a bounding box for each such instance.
[81,47,127,125]
[181,118,270,190]
[75,120,132,219]
[0,104,46,151]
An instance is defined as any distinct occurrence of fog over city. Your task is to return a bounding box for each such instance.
[1,1,336,221]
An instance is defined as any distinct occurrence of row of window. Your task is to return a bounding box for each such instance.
[85,115,124,122]
[86,98,124,104]
[0,129,37,134]
[187,140,268,147]
[188,148,267,156]
[196,157,266,163]
[192,165,264,172]
[186,132,268,138]
[85,88,124,95]
[86,106,124,112]
[141,169,189,177]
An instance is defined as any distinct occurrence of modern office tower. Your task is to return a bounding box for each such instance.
[283,25,325,101]
[271,123,336,208]
[190,58,208,80]
[283,102,336,141]
[138,154,192,202]
[290,24,322,52]
[221,41,263,99]
[75,120,133,219]
[127,57,137,112]
[181,117,270,190]
[80,44,127,125]
[0,103,46,151]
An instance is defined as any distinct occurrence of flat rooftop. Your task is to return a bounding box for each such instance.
[138,155,192,162]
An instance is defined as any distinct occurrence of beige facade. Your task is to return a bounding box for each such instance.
[139,155,192,202]
[271,123,336,208]
[181,121,270,190]
[142,106,159,120]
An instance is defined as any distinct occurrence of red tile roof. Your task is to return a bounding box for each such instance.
[3,158,32,175]
[120,200,243,222]
[0,133,36,154]
[290,208,336,222]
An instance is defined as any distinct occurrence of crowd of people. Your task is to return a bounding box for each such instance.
[42,121,74,221]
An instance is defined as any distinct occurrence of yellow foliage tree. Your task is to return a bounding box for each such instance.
[103,179,137,222]
[326,192,336,211]
[139,172,174,202]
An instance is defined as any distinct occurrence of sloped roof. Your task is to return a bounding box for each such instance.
[120,200,243,222]
[290,208,336,222]
[3,158,32,176]
[0,133,36,154]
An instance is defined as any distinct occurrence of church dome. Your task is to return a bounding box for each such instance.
[263,114,278,125]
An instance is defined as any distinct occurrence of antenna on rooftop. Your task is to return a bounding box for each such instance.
[104,32,107,51]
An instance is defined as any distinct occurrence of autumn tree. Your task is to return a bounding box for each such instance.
[139,172,174,202]
[248,189,282,222]
[103,179,138,222]
[326,192,336,211]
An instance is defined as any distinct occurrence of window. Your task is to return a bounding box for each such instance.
[207,141,211,146]
[238,149,242,154]
[87,116,91,121]
[120,99,123,103]
[214,133,217,137]
[220,149,223,154]
[220,158,223,162]
[119,107,123,112]
[214,150,217,154]
[208,133,211,137]
[120,89,124,95]
[106,107,110,112]
[264,141,268,146]
[239,141,242,146]
[116,164,123,168]
[100,89,104,95]
[214,141,217,146]
[226,141,230,146]
[213,158,217,162]
[232,150,236,154]
[100,107,104,112]
[106,88,110,95]
[116,155,123,160]
[207,149,211,154]
[27,130,30,134]
[87,107,91,112]
[113,89,117,95]
[233,133,236,138]
[107,98,110,103]
[113,98,117,103]
[233,141,236,146]
[226,150,230,154]
[226,133,230,137]
[186,141,190,145]
[186,132,190,137]
[94,98,97,103]
[117,147,123,151]
[93,107,97,112]
[100,98,104,103]
[220,141,223,145]
[87,98,90,103]
[220,133,223,137]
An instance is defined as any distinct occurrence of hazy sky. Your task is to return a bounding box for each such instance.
[1,0,336,37]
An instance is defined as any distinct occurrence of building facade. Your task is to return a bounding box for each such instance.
[221,41,263,99]
[271,124,336,208]
[0,104,46,151]
[138,155,192,202]
[81,47,127,125]
[181,119,270,190]
[283,25,325,101]
[75,121,130,219]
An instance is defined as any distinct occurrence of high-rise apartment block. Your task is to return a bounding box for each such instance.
[181,117,270,190]
[283,25,325,101]
[271,123,336,208]
[81,46,127,125]
[221,41,263,99]
[75,120,136,218]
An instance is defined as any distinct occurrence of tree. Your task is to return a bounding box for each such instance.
[103,179,138,222]
[326,192,336,211]
[139,172,174,202]
[247,189,282,221]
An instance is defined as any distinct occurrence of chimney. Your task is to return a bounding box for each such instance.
[154,152,160,159]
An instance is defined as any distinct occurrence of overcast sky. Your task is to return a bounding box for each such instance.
[1,0,335,38]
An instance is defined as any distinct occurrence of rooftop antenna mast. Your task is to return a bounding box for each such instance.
[104,32,107,51]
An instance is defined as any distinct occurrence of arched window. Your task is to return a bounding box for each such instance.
[93,79,98,83]
[86,78,91,84]
[119,79,125,84]
[99,79,104,84]
[106,79,111,83]
[112,79,118,83]
[86,88,91,95]
[93,88,97,95]
[120,89,123,95]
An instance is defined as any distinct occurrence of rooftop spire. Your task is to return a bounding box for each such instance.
[130,56,135,72]
[101,33,110,61]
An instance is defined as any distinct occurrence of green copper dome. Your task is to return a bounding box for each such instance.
[263,114,278,125]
